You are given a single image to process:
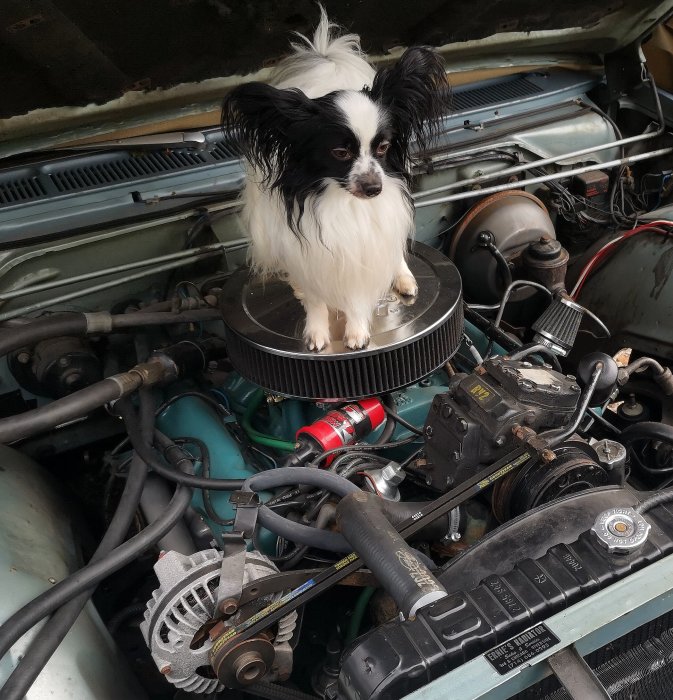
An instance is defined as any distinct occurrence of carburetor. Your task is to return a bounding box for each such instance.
[418,357,581,490]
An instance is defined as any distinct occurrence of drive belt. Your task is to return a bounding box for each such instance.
[210,447,532,659]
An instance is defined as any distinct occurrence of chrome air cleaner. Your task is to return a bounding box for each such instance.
[220,242,463,400]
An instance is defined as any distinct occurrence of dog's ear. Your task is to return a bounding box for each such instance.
[222,83,317,183]
[370,47,450,153]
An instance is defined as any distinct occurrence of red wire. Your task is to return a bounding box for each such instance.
[572,221,673,299]
[357,471,382,496]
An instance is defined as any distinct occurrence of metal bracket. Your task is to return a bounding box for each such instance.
[230,491,260,539]
[216,532,248,615]
[547,647,611,700]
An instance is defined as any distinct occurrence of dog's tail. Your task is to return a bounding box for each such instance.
[270,4,375,97]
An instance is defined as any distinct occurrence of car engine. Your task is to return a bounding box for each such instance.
[3,45,673,700]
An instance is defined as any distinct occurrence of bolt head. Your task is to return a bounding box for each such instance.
[381,463,405,485]
[160,665,171,675]
[219,598,239,615]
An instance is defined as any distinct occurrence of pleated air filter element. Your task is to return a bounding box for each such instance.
[532,295,585,357]
[220,243,463,400]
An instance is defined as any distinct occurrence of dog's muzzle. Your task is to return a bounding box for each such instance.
[352,174,382,198]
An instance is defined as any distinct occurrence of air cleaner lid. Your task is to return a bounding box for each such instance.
[220,242,463,400]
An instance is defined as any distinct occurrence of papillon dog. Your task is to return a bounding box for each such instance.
[222,8,449,350]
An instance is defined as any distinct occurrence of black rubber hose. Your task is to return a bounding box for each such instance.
[336,491,447,618]
[243,467,360,498]
[375,395,397,445]
[0,394,156,699]
[243,469,451,552]
[280,502,338,569]
[463,305,522,352]
[107,603,149,636]
[621,422,673,447]
[0,450,149,698]
[111,309,219,328]
[116,399,245,490]
[258,507,350,552]
[0,374,142,444]
[0,482,192,662]
[0,309,220,359]
[0,315,86,357]
[636,489,673,514]
[243,468,359,552]
[381,399,424,436]
[378,497,449,542]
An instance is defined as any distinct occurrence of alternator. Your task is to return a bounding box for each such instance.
[140,549,297,694]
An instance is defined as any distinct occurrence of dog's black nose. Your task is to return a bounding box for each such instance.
[363,182,382,197]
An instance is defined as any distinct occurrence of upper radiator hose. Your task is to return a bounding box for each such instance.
[336,491,447,618]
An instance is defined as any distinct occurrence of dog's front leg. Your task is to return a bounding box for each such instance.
[393,259,418,297]
[344,312,371,350]
[303,298,331,351]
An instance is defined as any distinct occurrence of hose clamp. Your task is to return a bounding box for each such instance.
[231,491,260,539]
[84,312,113,334]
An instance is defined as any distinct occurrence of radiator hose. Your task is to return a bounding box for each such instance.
[336,491,447,619]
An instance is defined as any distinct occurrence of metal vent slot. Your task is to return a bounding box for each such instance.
[209,140,239,161]
[49,150,208,193]
[0,177,46,204]
[452,76,543,112]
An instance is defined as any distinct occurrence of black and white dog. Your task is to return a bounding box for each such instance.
[222,8,449,350]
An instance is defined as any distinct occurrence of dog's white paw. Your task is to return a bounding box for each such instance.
[292,285,305,301]
[344,327,370,350]
[305,328,330,352]
[394,273,418,297]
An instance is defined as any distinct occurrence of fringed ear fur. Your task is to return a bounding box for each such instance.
[221,83,317,185]
[370,47,451,154]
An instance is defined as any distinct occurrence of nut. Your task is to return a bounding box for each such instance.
[233,651,268,685]
[219,598,239,615]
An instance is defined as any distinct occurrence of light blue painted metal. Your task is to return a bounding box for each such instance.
[156,395,270,545]
[223,373,446,447]
[403,553,673,700]
[0,445,147,699]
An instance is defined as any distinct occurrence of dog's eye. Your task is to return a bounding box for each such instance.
[375,141,390,157]
[331,148,353,161]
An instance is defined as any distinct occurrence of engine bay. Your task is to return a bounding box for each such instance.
[2,52,673,700]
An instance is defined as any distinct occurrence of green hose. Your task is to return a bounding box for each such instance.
[241,389,297,452]
[346,586,376,643]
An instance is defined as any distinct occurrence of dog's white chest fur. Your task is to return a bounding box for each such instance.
[244,174,413,316]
